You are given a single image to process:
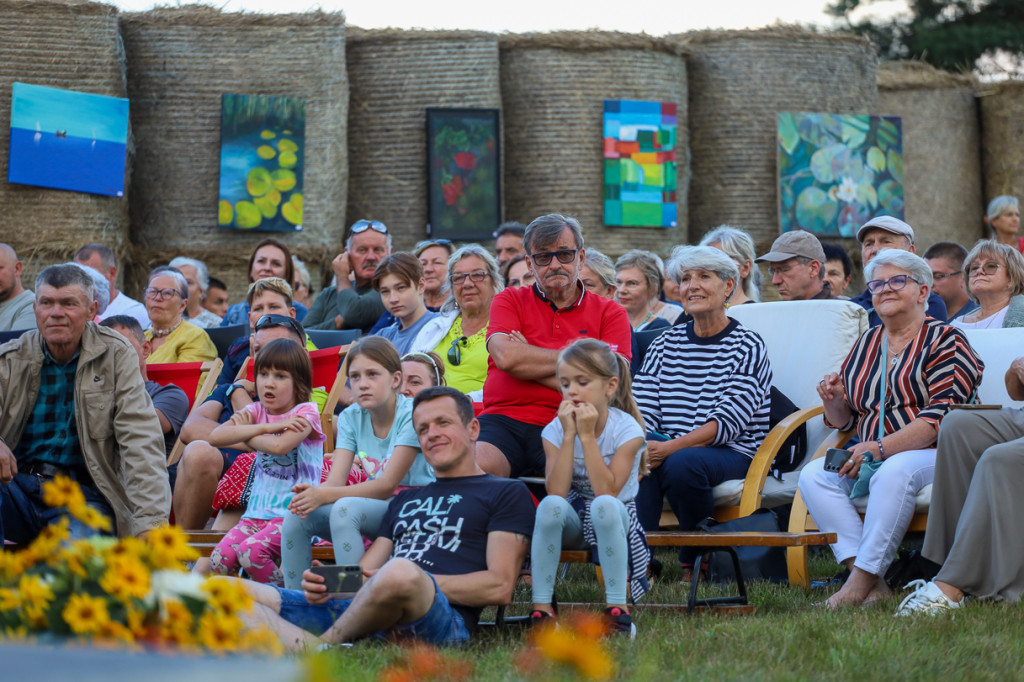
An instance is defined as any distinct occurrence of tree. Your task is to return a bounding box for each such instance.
[828,0,1024,74]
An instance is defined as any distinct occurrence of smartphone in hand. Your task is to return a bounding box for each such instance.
[823,447,852,473]
[309,564,363,593]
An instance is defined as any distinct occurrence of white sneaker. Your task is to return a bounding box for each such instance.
[895,579,962,616]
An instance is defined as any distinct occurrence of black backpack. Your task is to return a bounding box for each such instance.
[768,386,806,478]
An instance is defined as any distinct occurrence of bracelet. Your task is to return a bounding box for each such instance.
[876,438,885,461]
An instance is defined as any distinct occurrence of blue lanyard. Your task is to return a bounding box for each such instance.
[878,334,887,442]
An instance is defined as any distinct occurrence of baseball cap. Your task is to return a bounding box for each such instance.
[856,216,914,244]
[756,230,826,264]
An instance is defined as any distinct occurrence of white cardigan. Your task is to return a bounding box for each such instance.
[408,311,485,402]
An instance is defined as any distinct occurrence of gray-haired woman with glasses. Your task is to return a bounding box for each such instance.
[950,239,1024,329]
[409,244,503,401]
[143,266,218,364]
[799,249,983,608]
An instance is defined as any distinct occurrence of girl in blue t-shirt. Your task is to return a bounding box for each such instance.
[208,338,325,585]
[280,337,433,589]
[531,338,649,637]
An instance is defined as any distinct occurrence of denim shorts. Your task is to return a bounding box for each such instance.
[275,573,470,646]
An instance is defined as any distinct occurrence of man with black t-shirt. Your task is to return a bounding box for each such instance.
[237,386,535,650]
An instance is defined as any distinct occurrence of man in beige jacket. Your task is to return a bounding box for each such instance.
[0,264,170,543]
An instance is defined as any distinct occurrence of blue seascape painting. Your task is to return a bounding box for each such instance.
[8,82,129,197]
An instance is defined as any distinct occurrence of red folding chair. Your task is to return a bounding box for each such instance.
[147,358,224,466]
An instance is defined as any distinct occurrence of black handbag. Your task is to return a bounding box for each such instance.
[696,508,789,584]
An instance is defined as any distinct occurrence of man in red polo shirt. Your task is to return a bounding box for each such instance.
[476,214,632,478]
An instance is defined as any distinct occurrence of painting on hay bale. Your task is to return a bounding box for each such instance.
[778,112,904,238]
[603,99,678,228]
[8,83,128,197]
[218,94,306,232]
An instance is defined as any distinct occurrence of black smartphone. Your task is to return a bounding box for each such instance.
[309,564,363,593]
[823,447,852,473]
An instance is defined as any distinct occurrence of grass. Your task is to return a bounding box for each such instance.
[316,547,1024,681]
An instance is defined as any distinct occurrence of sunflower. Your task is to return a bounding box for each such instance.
[0,588,21,612]
[197,611,242,653]
[147,525,198,569]
[41,475,86,510]
[95,620,136,647]
[62,593,111,635]
[0,550,25,580]
[68,504,113,533]
[124,607,149,639]
[100,556,151,603]
[17,575,55,622]
[239,627,285,657]
[26,518,71,562]
[105,537,150,564]
[202,576,253,617]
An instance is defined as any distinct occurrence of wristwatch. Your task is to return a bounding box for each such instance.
[227,382,248,399]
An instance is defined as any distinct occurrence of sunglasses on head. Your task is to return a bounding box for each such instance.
[447,336,468,366]
[415,238,453,251]
[253,314,305,340]
[350,219,389,236]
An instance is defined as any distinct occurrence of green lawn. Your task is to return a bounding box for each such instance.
[317,548,1024,681]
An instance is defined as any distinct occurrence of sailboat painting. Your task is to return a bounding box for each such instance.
[7,82,129,197]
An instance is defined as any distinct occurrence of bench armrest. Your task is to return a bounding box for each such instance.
[736,405,823,516]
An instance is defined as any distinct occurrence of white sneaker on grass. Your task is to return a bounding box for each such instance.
[895,579,962,616]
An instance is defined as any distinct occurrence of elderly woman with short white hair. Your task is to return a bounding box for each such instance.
[800,249,983,608]
[985,195,1021,251]
[633,246,772,577]
[699,224,762,305]
[169,256,221,329]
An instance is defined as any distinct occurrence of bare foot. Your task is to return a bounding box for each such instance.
[824,567,878,609]
[862,575,893,606]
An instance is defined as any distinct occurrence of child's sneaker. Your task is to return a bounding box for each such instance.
[603,607,636,639]
[529,609,556,626]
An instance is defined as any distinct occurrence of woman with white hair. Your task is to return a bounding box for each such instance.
[143,266,217,364]
[699,224,761,305]
[799,249,983,608]
[615,250,683,330]
[951,239,1024,329]
[632,246,772,577]
[580,249,617,299]
[168,256,221,329]
[984,195,1021,251]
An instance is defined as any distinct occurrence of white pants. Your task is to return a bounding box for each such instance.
[798,448,935,576]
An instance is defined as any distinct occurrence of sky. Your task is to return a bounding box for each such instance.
[109,0,907,34]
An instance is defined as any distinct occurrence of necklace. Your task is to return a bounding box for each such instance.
[150,320,182,338]
[634,309,654,330]
[886,335,914,366]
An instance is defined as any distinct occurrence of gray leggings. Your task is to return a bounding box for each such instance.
[531,494,631,605]
[280,497,389,590]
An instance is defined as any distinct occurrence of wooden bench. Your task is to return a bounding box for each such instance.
[187,531,336,561]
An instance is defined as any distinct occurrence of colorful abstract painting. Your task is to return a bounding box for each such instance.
[218,94,305,232]
[8,82,128,197]
[778,113,904,238]
[426,108,501,241]
[603,100,677,228]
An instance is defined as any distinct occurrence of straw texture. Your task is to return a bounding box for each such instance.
[680,28,878,255]
[500,31,689,257]
[120,7,347,299]
[980,82,1024,210]
[877,61,984,250]
[0,0,129,265]
[346,28,501,251]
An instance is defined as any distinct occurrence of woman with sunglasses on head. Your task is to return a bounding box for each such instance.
[950,240,1024,329]
[303,219,391,333]
[799,249,983,609]
[144,266,218,363]
[400,351,446,397]
[220,237,307,328]
[409,244,503,401]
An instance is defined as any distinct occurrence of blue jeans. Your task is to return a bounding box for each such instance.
[635,443,751,564]
[275,572,470,646]
[0,472,116,545]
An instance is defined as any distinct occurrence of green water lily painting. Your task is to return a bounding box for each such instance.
[218,94,305,232]
[778,113,903,238]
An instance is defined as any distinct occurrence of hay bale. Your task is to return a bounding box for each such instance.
[0,0,129,263]
[346,28,501,250]
[980,81,1024,208]
[120,7,348,289]
[679,27,878,255]
[500,31,689,256]
[877,61,983,250]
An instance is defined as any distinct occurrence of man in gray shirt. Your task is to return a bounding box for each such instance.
[0,244,35,332]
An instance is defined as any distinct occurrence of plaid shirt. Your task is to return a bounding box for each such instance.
[14,346,83,469]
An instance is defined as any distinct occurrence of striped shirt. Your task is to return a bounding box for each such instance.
[834,317,984,442]
[634,319,772,458]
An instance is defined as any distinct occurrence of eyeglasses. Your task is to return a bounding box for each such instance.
[931,271,962,281]
[415,238,453,251]
[350,219,388,236]
[447,336,468,366]
[144,287,182,301]
[865,274,922,294]
[968,262,1002,278]
[767,262,802,278]
[529,249,578,267]
[254,314,305,340]
[450,270,489,286]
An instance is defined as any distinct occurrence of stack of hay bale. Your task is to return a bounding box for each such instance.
[877,60,983,251]
[500,31,690,256]
[980,82,1024,210]
[0,0,129,286]
[120,7,348,298]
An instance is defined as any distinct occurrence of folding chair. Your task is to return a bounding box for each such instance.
[147,358,224,466]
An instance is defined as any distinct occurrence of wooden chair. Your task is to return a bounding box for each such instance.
[147,358,224,466]
[786,326,1024,588]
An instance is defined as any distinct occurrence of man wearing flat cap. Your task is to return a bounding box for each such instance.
[757,230,835,301]
[849,216,947,326]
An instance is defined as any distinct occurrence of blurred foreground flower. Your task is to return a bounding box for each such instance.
[376,642,473,682]
[518,612,616,681]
